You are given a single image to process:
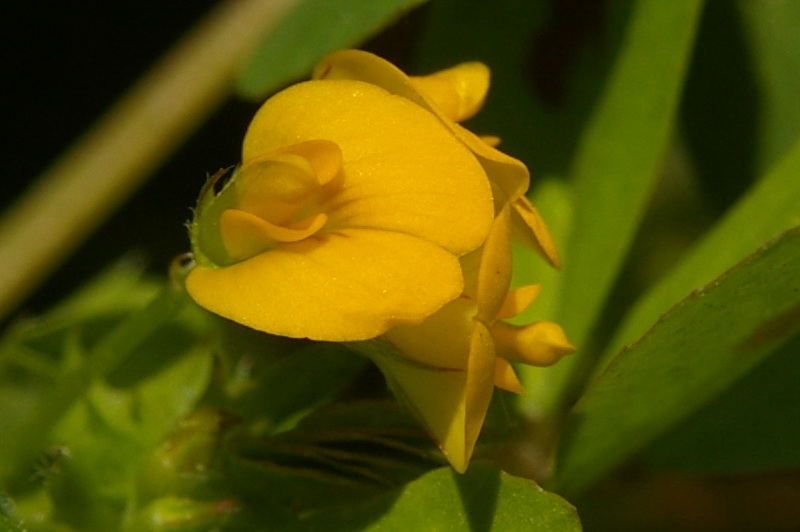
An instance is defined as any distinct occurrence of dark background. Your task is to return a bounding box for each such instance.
[3,2,268,313]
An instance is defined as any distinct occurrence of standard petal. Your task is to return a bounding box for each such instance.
[185,229,464,341]
[242,79,493,256]
[313,49,530,204]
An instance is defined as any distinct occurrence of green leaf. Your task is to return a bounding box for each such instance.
[39,346,212,530]
[224,343,368,434]
[0,513,25,532]
[28,261,161,331]
[553,226,800,495]
[642,331,800,474]
[0,266,200,492]
[553,0,704,365]
[229,401,436,514]
[125,495,237,532]
[738,0,800,173]
[0,495,24,532]
[236,0,427,100]
[602,136,800,368]
[99,342,212,450]
[272,401,439,485]
[281,462,580,531]
[225,406,579,530]
[0,284,195,486]
[680,0,800,209]
[0,262,160,370]
[361,463,580,531]
[224,420,395,531]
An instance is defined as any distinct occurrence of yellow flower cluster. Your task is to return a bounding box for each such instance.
[186,50,574,472]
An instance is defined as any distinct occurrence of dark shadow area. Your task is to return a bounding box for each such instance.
[680,1,761,213]
[456,461,502,532]
[528,0,609,107]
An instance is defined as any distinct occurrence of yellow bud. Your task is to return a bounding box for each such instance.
[491,321,576,367]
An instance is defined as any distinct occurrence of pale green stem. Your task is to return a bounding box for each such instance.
[0,0,296,320]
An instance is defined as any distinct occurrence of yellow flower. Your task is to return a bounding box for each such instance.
[185,50,573,472]
[368,207,574,472]
[186,56,494,340]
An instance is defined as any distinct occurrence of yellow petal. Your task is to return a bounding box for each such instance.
[496,285,541,320]
[264,139,343,186]
[457,246,482,301]
[219,209,327,261]
[491,321,576,367]
[481,135,501,147]
[475,206,512,324]
[370,354,469,472]
[494,358,526,394]
[463,321,496,467]
[312,49,420,99]
[511,196,561,268]
[371,321,496,473]
[185,229,464,341]
[313,50,530,204]
[242,78,493,256]
[221,156,317,232]
[410,62,490,122]
[458,125,530,205]
[407,76,461,122]
[384,296,475,370]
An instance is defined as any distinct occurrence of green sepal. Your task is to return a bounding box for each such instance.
[188,166,238,268]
